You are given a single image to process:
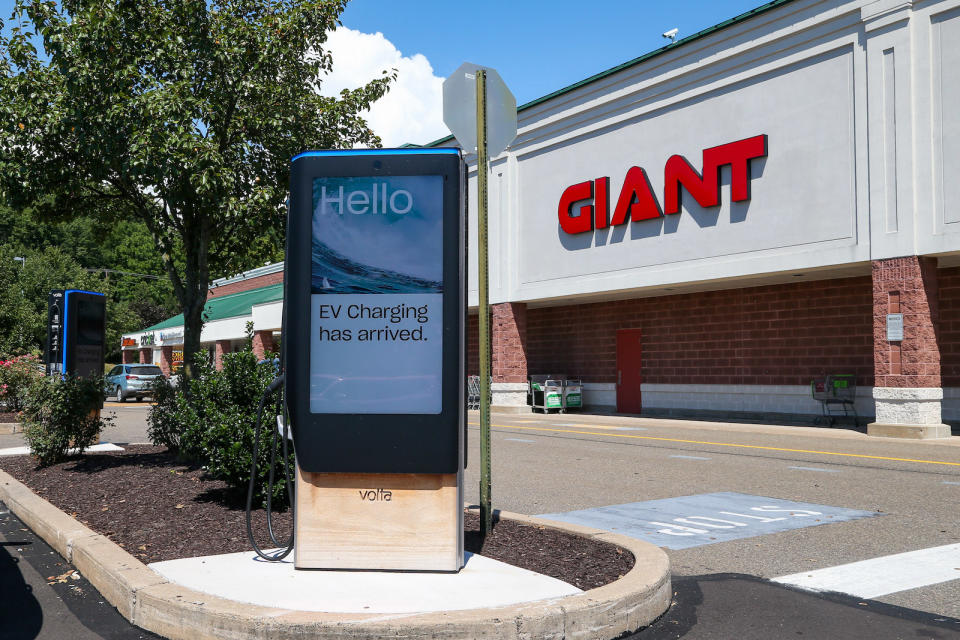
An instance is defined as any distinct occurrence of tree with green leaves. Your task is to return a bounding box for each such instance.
[0,244,130,357]
[0,0,392,375]
[0,202,182,358]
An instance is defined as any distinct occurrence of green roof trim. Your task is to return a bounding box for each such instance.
[426,0,798,148]
[140,284,284,333]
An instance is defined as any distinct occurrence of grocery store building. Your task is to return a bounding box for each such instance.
[120,264,284,374]
[124,0,960,437]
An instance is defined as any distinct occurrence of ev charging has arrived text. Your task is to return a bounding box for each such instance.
[315,302,431,342]
[309,293,442,414]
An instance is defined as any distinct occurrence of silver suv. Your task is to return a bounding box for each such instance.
[105,364,164,402]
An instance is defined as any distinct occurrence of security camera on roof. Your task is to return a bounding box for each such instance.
[663,28,679,41]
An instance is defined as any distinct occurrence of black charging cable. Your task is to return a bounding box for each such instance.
[245,373,296,561]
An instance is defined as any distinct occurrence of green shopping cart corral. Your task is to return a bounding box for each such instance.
[529,375,564,413]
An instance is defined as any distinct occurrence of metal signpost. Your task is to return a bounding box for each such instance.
[443,63,517,535]
[285,149,466,571]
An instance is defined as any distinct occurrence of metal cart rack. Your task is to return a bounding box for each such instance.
[529,375,564,413]
[811,374,858,426]
[467,375,480,410]
[562,378,583,411]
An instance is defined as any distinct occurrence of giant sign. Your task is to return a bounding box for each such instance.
[558,134,767,234]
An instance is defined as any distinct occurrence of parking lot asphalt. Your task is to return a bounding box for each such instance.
[3,405,960,638]
[462,411,960,621]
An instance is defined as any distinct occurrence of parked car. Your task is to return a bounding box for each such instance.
[104,364,165,402]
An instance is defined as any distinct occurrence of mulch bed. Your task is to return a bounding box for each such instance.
[0,446,633,590]
[0,411,20,423]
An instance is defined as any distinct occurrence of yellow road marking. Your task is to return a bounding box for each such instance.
[492,424,960,468]
[550,423,635,430]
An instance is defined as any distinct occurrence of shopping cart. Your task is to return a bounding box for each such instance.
[529,375,564,413]
[811,374,858,426]
[467,375,480,410]
[562,378,583,411]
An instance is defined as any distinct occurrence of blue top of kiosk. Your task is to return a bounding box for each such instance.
[292,148,460,162]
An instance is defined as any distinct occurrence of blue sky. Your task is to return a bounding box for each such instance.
[0,0,773,145]
[339,0,769,106]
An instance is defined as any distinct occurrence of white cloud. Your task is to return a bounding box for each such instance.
[322,28,450,148]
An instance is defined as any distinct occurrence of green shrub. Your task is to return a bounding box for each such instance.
[146,349,292,508]
[22,375,112,466]
[147,373,188,450]
[0,353,45,413]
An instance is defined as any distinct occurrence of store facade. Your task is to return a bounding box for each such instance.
[120,264,283,374]
[449,0,960,437]
[124,0,960,437]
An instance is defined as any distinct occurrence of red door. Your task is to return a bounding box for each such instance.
[616,329,642,414]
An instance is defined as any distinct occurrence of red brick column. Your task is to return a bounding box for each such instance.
[252,331,274,360]
[214,340,231,371]
[159,346,174,377]
[122,350,136,364]
[492,302,528,383]
[869,256,948,437]
[489,303,530,413]
[139,348,151,364]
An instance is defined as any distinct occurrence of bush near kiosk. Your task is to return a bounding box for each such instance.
[147,349,293,508]
[21,375,112,466]
[0,353,44,413]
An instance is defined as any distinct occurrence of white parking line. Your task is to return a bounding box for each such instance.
[773,543,960,599]
[788,466,841,473]
[943,481,960,486]
[670,455,711,460]
[503,438,535,443]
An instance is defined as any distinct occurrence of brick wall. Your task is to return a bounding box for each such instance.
[522,276,874,387]
[492,303,528,382]
[872,257,940,388]
[939,266,960,387]
[207,271,283,299]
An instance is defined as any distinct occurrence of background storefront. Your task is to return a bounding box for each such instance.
[125,0,960,436]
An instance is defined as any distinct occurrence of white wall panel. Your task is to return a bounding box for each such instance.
[453,0,960,307]
[514,46,862,300]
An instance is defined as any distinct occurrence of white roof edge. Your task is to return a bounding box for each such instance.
[210,262,284,288]
[251,299,284,310]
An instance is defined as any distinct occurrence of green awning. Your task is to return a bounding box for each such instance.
[140,284,283,332]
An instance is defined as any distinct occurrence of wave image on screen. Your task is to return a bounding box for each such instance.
[311,175,443,295]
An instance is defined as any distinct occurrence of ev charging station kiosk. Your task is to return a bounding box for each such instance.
[285,148,466,571]
[46,289,107,379]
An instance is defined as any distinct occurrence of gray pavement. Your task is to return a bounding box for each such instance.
[0,403,153,450]
[462,411,960,622]
[633,573,960,639]
[4,405,960,638]
[0,501,159,639]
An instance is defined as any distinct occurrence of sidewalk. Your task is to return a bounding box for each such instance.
[474,408,960,447]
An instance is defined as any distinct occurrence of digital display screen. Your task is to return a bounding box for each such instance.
[76,298,105,346]
[310,175,444,414]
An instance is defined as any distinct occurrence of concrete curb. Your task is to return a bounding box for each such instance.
[0,468,670,639]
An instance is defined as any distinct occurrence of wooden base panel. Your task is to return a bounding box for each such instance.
[295,469,462,571]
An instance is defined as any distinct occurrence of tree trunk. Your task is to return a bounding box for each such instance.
[178,214,211,382]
